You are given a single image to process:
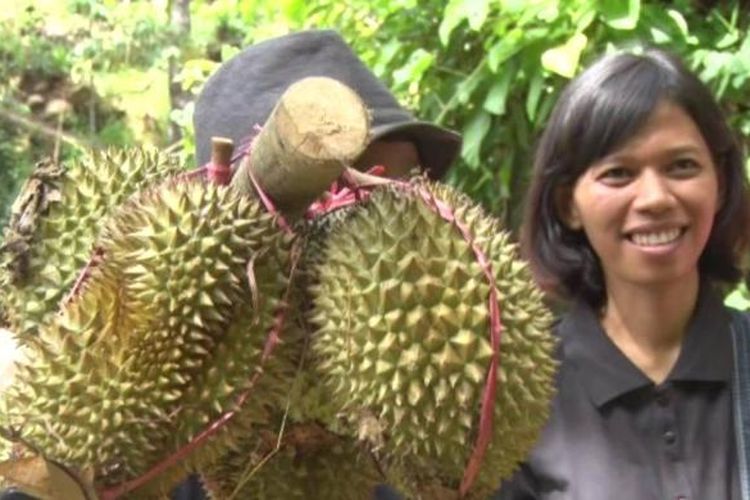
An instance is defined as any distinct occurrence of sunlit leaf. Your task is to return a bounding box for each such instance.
[716,31,739,50]
[439,0,490,43]
[392,49,435,90]
[220,44,241,63]
[281,0,307,24]
[537,1,559,22]
[600,0,641,30]
[499,0,530,13]
[541,33,587,78]
[465,0,490,30]
[650,27,671,44]
[726,285,750,310]
[572,2,598,32]
[439,0,467,45]
[667,10,689,38]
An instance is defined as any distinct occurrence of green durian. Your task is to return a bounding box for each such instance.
[306,180,557,496]
[0,148,184,340]
[200,421,383,500]
[1,175,297,497]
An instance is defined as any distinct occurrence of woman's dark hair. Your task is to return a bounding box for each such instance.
[521,48,750,309]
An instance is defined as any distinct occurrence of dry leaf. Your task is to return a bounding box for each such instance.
[0,456,90,500]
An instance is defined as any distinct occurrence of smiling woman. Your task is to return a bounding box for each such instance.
[564,101,720,319]
[496,48,750,500]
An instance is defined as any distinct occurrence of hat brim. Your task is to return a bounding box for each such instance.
[371,121,462,180]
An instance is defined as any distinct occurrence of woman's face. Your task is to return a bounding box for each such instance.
[563,100,720,291]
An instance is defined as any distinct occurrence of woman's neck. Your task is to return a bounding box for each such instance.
[600,273,700,384]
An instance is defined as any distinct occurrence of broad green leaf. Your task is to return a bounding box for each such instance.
[461,110,492,168]
[573,8,598,33]
[483,65,516,115]
[487,29,524,73]
[667,10,689,38]
[440,0,490,43]
[281,0,307,23]
[526,71,545,121]
[541,33,588,78]
[716,31,739,50]
[698,51,733,82]
[466,0,490,30]
[456,63,488,105]
[374,39,401,75]
[600,0,641,30]
[220,44,241,62]
[392,49,435,89]
[650,27,671,44]
[667,9,698,45]
[537,1,560,23]
[499,0,529,12]
[439,0,467,45]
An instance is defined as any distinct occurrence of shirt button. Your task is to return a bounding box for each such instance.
[664,429,677,445]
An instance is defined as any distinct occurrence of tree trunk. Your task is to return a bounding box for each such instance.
[167,0,191,144]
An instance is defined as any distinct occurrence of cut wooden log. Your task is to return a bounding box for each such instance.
[232,76,370,218]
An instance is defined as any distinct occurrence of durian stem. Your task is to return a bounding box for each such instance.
[231,76,370,219]
[207,136,234,185]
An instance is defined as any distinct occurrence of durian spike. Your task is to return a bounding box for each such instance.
[0,328,21,396]
[232,77,370,219]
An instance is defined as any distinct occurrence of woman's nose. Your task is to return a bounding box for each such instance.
[632,169,676,212]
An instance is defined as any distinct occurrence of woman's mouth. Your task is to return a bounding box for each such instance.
[627,227,684,247]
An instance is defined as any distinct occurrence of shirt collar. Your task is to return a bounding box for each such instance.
[559,283,732,408]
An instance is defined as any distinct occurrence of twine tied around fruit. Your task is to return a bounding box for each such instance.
[97,133,296,500]
[307,168,504,497]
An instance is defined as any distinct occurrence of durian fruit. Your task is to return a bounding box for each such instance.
[200,420,383,500]
[306,180,557,497]
[0,148,184,340]
[196,304,384,500]
[0,175,297,497]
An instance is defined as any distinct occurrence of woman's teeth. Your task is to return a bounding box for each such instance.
[630,228,682,247]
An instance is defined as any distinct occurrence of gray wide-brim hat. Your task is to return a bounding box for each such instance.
[193,29,461,180]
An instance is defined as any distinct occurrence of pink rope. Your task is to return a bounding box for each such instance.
[248,169,290,233]
[97,299,287,500]
[412,188,502,497]
[98,129,295,499]
[206,162,232,185]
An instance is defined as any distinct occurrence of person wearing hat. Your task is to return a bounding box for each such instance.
[193,29,461,181]
[171,29,462,500]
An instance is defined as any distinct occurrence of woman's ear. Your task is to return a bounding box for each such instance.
[554,185,582,230]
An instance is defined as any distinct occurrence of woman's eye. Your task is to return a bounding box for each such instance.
[598,167,632,183]
[669,158,700,175]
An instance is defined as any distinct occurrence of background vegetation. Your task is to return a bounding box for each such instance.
[1,0,749,301]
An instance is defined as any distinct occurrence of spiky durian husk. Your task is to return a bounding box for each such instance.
[0,148,184,340]
[306,181,557,495]
[0,177,297,497]
[200,421,382,500]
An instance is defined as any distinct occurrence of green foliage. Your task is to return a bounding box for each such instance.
[301,0,750,228]
[0,0,749,302]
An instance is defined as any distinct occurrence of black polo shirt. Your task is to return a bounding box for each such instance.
[496,285,740,500]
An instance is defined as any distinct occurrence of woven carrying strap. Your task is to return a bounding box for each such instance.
[730,309,750,500]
